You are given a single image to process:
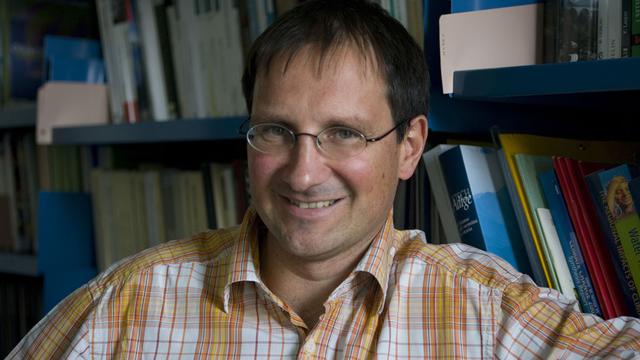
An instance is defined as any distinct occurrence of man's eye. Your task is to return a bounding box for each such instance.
[325,127,361,142]
[337,129,357,139]
[260,125,287,137]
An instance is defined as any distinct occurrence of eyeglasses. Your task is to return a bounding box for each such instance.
[239,117,410,159]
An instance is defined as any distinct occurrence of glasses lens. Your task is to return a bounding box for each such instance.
[247,123,294,153]
[318,126,366,158]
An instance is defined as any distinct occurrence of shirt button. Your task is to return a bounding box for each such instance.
[389,247,396,257]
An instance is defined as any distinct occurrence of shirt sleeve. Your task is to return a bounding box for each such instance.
[6,282,96,359]
[495,278,640,359]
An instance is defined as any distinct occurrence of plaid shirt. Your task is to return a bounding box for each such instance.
[10,208,640,359]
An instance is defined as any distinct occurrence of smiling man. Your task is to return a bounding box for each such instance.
[9,0,640,359]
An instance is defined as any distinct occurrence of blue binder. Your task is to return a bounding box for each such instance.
[37,191,97,314]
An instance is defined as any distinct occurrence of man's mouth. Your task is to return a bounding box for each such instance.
[288,198,338,209]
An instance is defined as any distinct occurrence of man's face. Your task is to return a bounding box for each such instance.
[615,182,633,210]
[248,46,409,262]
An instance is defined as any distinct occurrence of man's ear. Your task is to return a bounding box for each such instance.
[398,115,428,180]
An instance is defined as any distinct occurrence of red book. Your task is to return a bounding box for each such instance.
[553,156,630,319]
[553,156,613,318]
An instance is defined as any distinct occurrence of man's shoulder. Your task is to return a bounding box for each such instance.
[91,227,241,291]
[394,230,529,291]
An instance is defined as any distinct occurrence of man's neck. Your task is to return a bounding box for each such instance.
[259,232,373,330]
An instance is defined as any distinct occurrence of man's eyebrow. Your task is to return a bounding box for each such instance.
[251,113,372,131]
[250,113,290,124]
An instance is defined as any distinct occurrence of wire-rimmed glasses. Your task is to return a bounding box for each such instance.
[239,118,410,159]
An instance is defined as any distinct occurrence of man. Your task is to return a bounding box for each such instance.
[10,0,640,358]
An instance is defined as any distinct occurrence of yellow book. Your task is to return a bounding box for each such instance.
[498,133,640,288]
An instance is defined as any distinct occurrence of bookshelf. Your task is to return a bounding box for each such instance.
[451,58,640,100]
[422,0,640,138]
[0,253,38,276]
[0,105,37,129]
[52,116,246,145]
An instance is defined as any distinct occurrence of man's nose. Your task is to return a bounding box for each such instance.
[280,135,331,192]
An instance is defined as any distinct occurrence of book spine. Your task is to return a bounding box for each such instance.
[585,172,640,316]
[623,0,632,56]
[439,146,484,250]
[540,170,603,316]
[422,144,462,244]
[598,166,640,314]
[543,0,559,63]
[440,146,529,273]
[607,0,623,59]
[633,0,640,55]
[497,149,547,286]
[598,0,610,59]
[553,157,616,318]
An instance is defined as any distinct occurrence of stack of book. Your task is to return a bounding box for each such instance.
[424,133,640,320]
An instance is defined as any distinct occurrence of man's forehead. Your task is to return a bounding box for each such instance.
[256,43,383,82]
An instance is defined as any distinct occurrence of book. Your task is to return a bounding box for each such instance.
[422,144,462,244]
[554,157,630,318]
[536,207,578,301]
[451,0,542,13]
[587,164,640,316]
[43,35,105,83]
[539,169,603,316]
[557,0,598,62]
[497,132,640,292]
[438,3,543,93]
[135,0,175,121]
[439,145,531,274]
[497,149,547,286]
[633,0,640,56]
[514,153,574,294]
[4,2,97,101]
[37,192,97,313]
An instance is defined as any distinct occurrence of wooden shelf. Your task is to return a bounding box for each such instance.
[52,116,247,145]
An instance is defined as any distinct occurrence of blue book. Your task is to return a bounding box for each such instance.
[539,170,603,316]
[439,145,531,274]
[37,192,97,314]
[586,165,640,317]
[451,0,542,13]
[630,177,640,212]
[43,35,105,83]
[43,35,101,60]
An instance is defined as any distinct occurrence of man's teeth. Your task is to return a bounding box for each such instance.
[289,199,336,209]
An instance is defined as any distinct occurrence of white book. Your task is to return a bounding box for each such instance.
[96,0,125,123]
[177,0,208,118]
[112,22,139,122]
[210,164,227,228]
[223,0,247,116]
[187,171,208,233]
[537,208,579,303]
[136,0,173,121]
[221,165,238,226]
[439,4,543,94]
[422,144,461,244]
[166,5,193,118]
[598,0,609,59]
[143,170,166,246]
[607,0,622,59]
